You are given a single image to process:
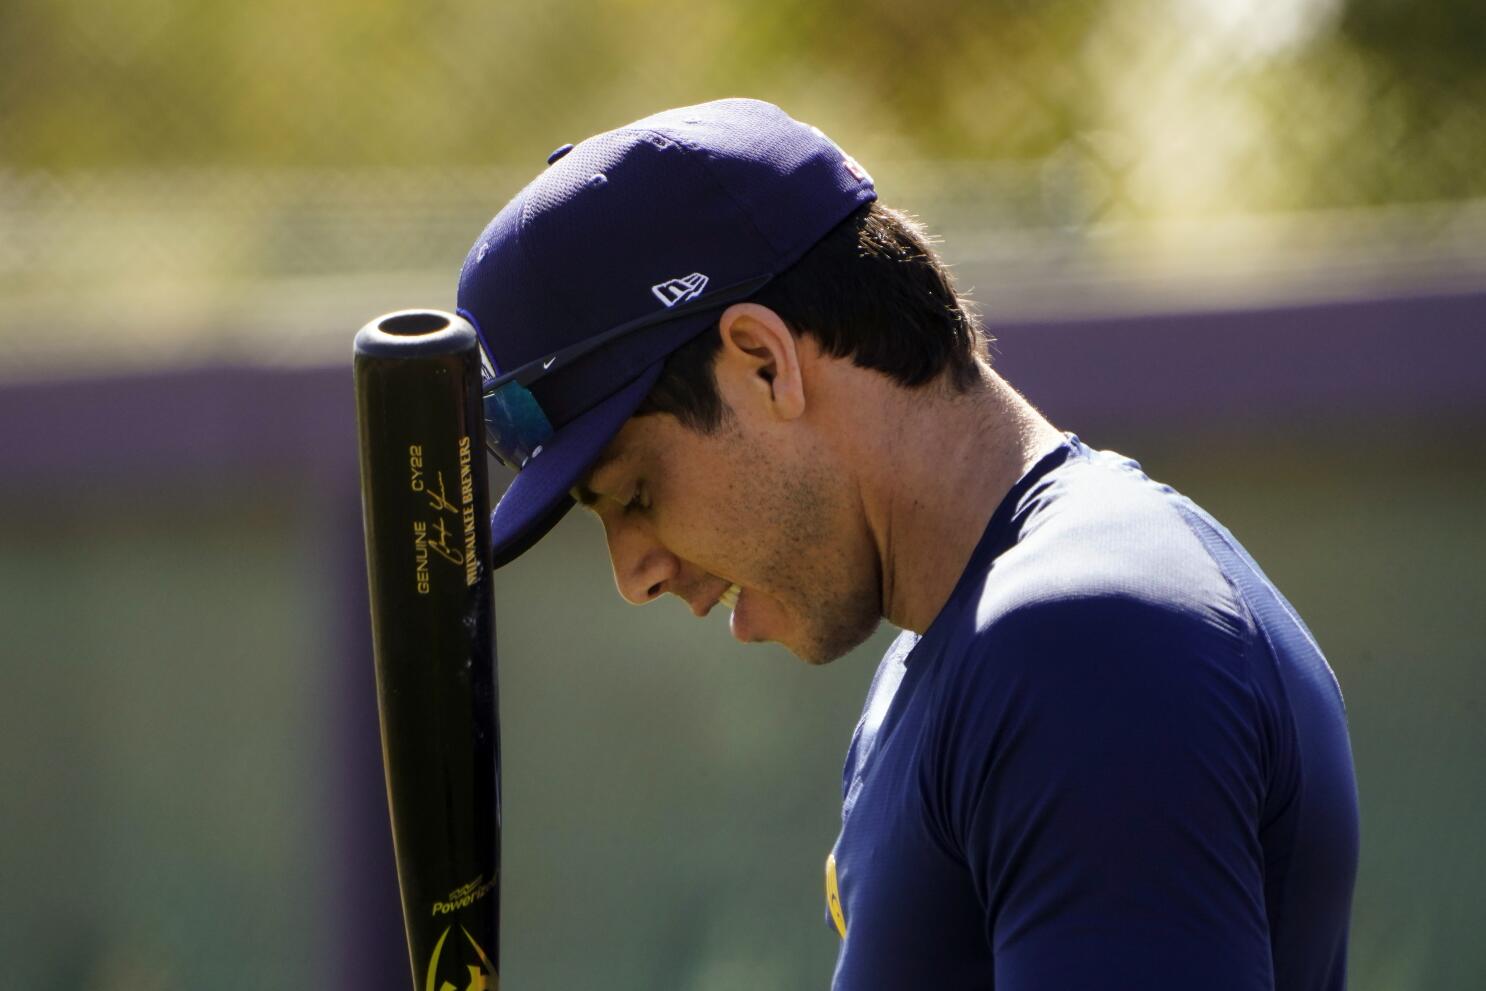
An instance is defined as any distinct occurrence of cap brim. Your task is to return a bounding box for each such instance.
[488,360,665,568]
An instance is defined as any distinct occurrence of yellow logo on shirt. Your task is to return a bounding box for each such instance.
[826,853,847,939]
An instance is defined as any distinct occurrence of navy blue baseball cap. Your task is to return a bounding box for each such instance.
[458,98,876,568]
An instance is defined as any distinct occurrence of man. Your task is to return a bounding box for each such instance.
[460,99,1359,989]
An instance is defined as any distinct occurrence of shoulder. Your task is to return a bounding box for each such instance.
[921,444,1265,787]
[923,586,1268,859]
[937,588,1254,744]
[968,442,1249,650]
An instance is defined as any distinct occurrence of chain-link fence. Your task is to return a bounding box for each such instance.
[2,0,1483,367]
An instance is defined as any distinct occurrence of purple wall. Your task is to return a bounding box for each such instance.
[6,289,1481,482]
[989,289,1486,431]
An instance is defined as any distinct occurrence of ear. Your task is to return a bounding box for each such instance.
[715,303,806,421]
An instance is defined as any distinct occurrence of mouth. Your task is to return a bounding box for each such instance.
[687,582,742,617]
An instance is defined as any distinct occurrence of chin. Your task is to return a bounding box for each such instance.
[789,613,883,666]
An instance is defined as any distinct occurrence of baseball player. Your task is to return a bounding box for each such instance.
[461,99,1359,989]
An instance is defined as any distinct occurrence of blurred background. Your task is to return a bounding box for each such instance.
[2,0,1483,988]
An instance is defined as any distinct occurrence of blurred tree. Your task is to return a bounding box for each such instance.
[1329,0,1486,202]
[0,0,1480,206]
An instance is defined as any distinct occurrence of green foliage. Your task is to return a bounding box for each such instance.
[0,0,1482,240]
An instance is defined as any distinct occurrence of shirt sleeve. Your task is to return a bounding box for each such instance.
[934,593,1277,990]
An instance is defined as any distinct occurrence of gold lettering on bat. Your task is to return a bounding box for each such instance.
[426,471,460,516]
[409,444,425,492]
[459,436,475,506]
[459,436,478,586]
[413,520,430,595]
[428,517,464,567]
[424,471,465,569]
[414,442,484,589]
[431,874,498,915]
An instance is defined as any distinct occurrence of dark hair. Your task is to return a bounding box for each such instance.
[635,201,988,432]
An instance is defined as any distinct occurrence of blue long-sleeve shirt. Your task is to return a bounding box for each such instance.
[826,436,1359,989]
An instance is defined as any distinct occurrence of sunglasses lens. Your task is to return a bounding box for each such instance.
[482,378,554,469]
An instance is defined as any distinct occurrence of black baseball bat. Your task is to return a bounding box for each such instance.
[353,310,501,991]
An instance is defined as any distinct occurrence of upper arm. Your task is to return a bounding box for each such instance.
[938,594,1275,990]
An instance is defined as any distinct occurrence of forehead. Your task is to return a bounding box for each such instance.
[572,416,656,504]
[574,411,724,502]
[597,416,656,474]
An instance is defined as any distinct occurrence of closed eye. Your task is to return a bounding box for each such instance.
[623,482,650,515]
[573,482,600,508]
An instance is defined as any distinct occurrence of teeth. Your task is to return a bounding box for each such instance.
[717,583,741,610]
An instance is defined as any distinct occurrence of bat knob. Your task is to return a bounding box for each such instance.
[355,309,479,359]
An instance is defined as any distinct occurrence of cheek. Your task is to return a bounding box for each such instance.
[651,423,843,583]
[651,457,771,572]
[657,483,752,565]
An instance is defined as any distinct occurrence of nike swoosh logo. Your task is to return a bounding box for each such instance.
[543,356,557,370]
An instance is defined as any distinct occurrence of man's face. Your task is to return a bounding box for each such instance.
[576,406,883,664]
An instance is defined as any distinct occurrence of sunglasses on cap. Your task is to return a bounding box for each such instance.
[479,274,773,470]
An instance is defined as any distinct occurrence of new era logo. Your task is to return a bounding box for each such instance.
[651,273,709,308]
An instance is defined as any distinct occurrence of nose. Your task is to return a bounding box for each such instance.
[603,517,678,605]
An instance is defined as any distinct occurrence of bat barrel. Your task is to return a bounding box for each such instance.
[354,310,502,990]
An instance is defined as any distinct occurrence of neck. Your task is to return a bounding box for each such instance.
[852,367,1063,634]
